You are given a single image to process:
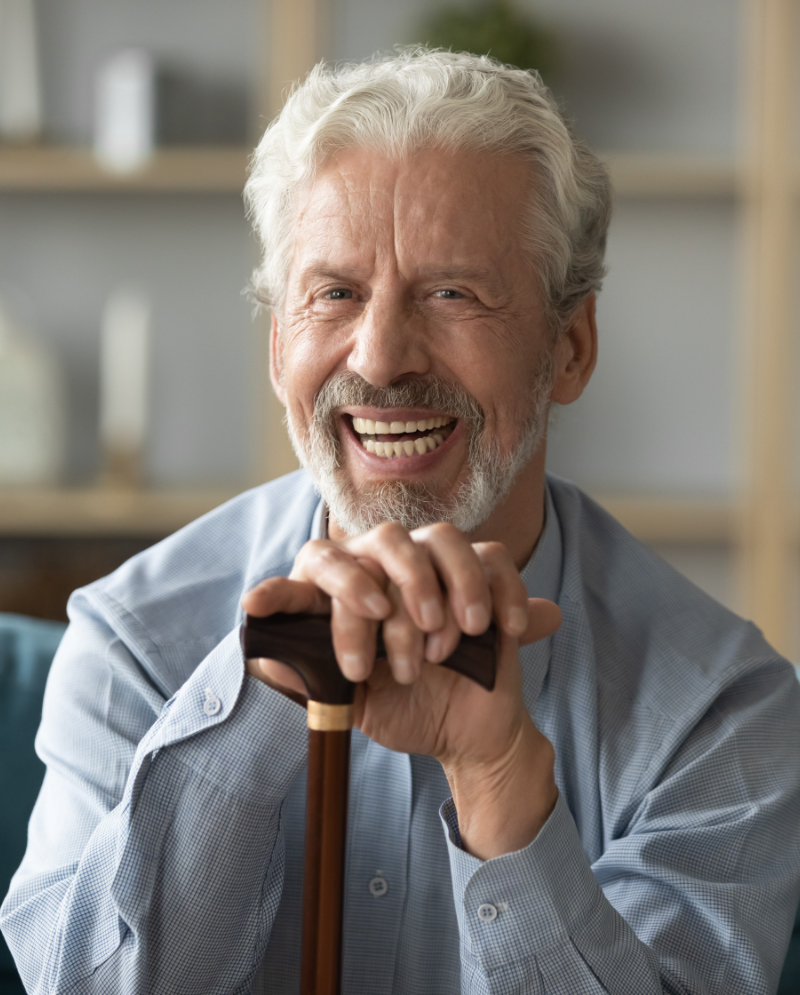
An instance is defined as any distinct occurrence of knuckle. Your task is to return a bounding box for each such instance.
[418,521,461,542]
[314,543,346,568]
[384,619,422,652]
[474,540,510,564]
[373,521,409,545]
[297,539,331,563]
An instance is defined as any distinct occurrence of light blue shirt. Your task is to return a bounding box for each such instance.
[2,471,800,994]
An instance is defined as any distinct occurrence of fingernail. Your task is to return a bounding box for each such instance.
[364,592,389,617]
[425,632,446,663]
[507,606,528,636]
[420,598,444,630]
[393,656,415,684]
[465,603,490,633]
[340,652,366,679]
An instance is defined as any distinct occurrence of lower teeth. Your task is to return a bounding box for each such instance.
[362,432,446,458]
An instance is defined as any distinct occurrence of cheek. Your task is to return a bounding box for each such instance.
[466,362,543,445]
[280,326,344,420]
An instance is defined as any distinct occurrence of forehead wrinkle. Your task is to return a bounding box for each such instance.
[296,157,401,281]
[390,152,525,292]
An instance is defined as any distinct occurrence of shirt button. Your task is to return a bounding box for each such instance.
[477,903,498,923]
[368,876,389,897]
[203,688,221,715]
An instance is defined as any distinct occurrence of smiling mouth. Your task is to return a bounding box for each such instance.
[350,415,456,459]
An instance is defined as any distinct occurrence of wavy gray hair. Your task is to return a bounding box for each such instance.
[244,47,611,329]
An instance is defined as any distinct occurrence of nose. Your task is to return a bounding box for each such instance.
[346,288,430,387]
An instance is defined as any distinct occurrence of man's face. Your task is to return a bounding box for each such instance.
[272,146,557,535]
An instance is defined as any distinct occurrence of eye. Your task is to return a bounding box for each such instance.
[433,289,464,300]
[326,288,353,300]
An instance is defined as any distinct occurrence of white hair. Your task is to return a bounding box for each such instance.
[244,47,611,328]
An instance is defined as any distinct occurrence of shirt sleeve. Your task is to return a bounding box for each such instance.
[440,659,800,995]
[0,596,308,994]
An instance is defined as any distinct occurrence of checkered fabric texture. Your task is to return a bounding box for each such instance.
[2,471,800,994]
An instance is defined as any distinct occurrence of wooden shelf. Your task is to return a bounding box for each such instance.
[0,486,795,545]
[602,152,739,198]
[0,487,239,535]
[0,146,746,199]
[3,146,798,202]
[594,495,738,543]
[595,494,800,545]
[0,145,249,193]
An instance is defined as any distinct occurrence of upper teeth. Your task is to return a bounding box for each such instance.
[352,416,451,434]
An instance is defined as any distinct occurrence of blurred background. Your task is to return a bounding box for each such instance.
[0,0,797,663]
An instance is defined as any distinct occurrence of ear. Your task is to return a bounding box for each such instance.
[550,294,598,405]
[269,312,287,406]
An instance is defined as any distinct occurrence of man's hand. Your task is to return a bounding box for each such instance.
[241,523,562,859]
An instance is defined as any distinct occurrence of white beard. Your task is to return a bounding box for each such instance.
[285,356,554,536]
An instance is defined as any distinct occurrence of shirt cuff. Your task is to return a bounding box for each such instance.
[131,627,308,809]
[440,792,603,972]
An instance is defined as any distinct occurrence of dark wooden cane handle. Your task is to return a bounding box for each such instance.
[241,611,497,704]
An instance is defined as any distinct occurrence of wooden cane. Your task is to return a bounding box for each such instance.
[241,611,497,995]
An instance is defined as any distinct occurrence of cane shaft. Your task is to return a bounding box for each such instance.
[301,726,351,995]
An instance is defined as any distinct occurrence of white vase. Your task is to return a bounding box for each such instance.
[94,49,155,172]
[99,286,150,485]
[0,301,63,486]
[0,0,42,142]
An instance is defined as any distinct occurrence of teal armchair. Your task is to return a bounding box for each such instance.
[0,611,798,994]
[0,614,66,995]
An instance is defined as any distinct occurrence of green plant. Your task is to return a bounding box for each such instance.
[419,0,559,81]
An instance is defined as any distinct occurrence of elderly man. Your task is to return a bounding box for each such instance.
[3,50,800,995]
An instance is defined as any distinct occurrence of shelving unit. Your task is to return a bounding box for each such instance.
[603,153,739,199]
[0,487,755,543]
[1,0,797,657]
[0,145,744,198]
[0,487,237,536]
[0,145,249,193]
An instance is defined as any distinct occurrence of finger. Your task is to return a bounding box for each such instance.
[473,542,529,637]
[331,596,379,682]
[241,576,327,617]
[519,599,562,645]
[424,600,462,664]
[381,582,426,683]
[291,540,391,620]
[245,657,308,703]
[411,523,491,635]
[344,523,447,632]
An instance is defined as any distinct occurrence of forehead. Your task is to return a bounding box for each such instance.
[290,146,533,274]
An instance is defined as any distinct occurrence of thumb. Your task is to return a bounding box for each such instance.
[519,598,562,646]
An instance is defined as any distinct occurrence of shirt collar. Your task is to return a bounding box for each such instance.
[518,482,562,708]
[519,482,563,604]
[310,497,328,541]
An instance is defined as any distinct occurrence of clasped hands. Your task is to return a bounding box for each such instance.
[242,521,562,858]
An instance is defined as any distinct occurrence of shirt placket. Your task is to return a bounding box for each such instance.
[341,734,411,993]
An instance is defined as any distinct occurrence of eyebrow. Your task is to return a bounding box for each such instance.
[423,267,501,286]
[295,263,364,285]
[297,262,505,294]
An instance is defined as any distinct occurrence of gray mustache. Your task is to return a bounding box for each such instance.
[313,372,485,427]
